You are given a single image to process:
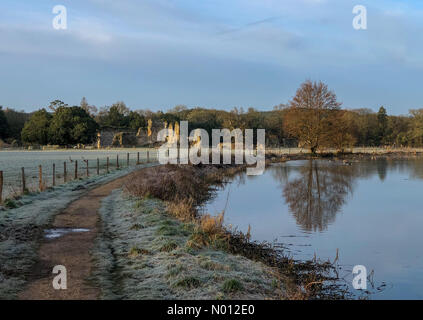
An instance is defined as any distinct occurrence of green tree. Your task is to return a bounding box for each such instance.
[97,102,130,128]
[21,109,52,145]
[263,110,285,146]
[49,106,98,145]
[4,108,31,143]
[377,106,388,145]
[0,107,10,140]
[128,111,146,129]
[408,109,423,146]
[186,108,222,135]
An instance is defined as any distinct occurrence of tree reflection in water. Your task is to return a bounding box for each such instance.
[280,160,356,232]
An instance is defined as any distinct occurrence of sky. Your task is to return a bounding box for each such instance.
[0,0,423,115]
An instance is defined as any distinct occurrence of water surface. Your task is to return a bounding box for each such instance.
[202,158,423,299]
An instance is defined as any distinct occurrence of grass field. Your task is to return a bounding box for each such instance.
[0,148,158,199]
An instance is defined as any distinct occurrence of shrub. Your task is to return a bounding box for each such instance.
[4,199,18,209]
[128,247,150,258]
[125,165,208,204]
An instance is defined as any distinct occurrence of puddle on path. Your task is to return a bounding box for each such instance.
[44,228,90,239]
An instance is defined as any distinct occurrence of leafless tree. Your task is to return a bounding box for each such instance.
[283,80,342,153]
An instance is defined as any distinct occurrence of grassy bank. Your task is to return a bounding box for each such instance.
[90,190,279,299]
[91,163,350,300]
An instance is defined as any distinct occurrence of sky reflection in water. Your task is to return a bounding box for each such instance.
[202,158,423,299]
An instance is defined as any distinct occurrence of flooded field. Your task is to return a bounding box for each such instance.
[202,157,423,299]
[0,149,157,198]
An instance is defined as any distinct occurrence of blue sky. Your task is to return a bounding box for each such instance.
[0,0,422,114]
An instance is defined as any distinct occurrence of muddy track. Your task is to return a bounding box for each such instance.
[18,170,142,300]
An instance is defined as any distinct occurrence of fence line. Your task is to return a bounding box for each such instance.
[0,150,158,203]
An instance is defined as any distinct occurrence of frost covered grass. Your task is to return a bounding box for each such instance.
[123,164,351,300]
[0,164,156,299]
[0,149,158,199]
[90,190,279,300]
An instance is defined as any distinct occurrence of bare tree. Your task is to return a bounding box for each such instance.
[48,100,68,112]
[80,97,98,116]
[283,80,341,153]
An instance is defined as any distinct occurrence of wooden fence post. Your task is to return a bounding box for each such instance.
[21,167,26,194]
[86,160,89,177]
[137,152,140,165]
[106,157,109,173]
[39,165,43,191]
[0,171,3,203]
[97,158,100,175]
[127,153,130,166]
[147,151,150,163]
[64,162,67,182]
[117,155,119,169]
[52,164,56,186]
[74,160,78,180]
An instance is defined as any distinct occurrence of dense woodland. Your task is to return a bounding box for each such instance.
[0,81,423,150]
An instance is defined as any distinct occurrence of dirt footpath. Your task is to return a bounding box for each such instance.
[18,170,139,300]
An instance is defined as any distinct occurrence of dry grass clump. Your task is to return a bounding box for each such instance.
[125,164,218,222]
[128,246,150,258]
[199,212,224,235]
[125,163,245,238]
[125,165,209,204]
[187,213,229,250]
[166,197,196,221]
[125,163,245,218]
[198,256,231,271]
[160,241,179,252]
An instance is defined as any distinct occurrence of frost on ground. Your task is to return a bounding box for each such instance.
[0,165,154,299]
[91,190,279,300]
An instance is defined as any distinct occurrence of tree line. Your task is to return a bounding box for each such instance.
[0,81,422,149]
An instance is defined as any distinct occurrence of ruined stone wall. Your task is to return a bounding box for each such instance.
[97,120,169,148]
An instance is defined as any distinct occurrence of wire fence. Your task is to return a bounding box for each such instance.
[0,149,158,202]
